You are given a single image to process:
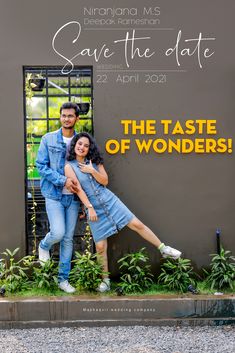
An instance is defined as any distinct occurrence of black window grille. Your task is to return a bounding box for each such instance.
[24,66,94,255]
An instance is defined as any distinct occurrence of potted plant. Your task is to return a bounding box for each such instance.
[77,102,90,115]
[29,73,46,92]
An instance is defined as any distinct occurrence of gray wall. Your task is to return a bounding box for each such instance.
[0,0,234,274]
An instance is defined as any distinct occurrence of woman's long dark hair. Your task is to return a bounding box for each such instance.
[67,132,104,164]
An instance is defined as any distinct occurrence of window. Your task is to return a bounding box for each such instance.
[24,66,94,255]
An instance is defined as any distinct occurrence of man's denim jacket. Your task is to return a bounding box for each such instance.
[36,128,76,200]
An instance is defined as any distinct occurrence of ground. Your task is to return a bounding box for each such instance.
[0,325,234,353]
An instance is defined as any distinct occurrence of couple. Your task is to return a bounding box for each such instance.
[36,102,182,294]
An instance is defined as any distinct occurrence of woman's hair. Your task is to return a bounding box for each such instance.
[67,132,104,164]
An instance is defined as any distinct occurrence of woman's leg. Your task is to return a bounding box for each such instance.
[95,239,109,277]
[127,217,181,259]
[95,239,110,292]
[127,217,162,248]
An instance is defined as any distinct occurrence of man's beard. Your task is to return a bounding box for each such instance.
[63,125,75,129]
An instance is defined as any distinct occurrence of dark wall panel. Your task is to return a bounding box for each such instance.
[0,0,234,273]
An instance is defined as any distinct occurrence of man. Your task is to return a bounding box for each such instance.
[36,102,80,293]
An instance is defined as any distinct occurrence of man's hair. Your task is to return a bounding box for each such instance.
[60,102,80,117]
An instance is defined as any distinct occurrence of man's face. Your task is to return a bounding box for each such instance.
[60,108,78,129]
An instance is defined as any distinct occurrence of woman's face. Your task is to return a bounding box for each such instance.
[75,136,90,158]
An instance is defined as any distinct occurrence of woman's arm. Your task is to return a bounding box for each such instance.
[64,164,98,221]
[78,161,108,186]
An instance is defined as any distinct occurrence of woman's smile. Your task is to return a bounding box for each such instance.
[75,137,90,159]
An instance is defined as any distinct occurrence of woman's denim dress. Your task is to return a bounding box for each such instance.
[68,160,134,242]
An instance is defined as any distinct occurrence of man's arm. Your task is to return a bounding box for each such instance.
[36,135,79,193]
[36,136,67,187]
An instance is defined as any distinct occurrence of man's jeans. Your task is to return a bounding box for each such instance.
[40,195,80,283]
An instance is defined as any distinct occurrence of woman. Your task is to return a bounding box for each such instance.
[65,132,182,292]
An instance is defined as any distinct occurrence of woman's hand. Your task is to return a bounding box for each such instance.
[79,160,95,174]
[88,207,98,222]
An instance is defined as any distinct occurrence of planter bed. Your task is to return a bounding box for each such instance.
[0,294,234,329]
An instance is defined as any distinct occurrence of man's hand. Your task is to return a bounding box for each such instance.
[65,177,79,193]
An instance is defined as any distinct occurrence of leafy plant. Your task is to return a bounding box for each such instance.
[203,247,235,290]
[70,251,105,291]
[0,248,33,293]
[117,248,154,293]
[0,258,5,272]
[70,225,106,291]
[0,258,6,287]
[25,73,37,253]
[158,257,196,293]
[32,259,58,290]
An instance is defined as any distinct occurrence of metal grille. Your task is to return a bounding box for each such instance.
[24,66,94,256]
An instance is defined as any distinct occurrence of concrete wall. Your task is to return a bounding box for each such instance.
[0,0,234,275]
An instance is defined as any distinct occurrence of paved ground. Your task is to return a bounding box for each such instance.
[0,325,234,353]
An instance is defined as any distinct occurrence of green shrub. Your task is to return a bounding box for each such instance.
[70,251,105,291]
[0,258,5,277]
[32,259,58,290]
[70,225,107,291]
[117,248,154,293]
[204,247,235,290]
[0,248,33,293]
[158,258,196,293]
